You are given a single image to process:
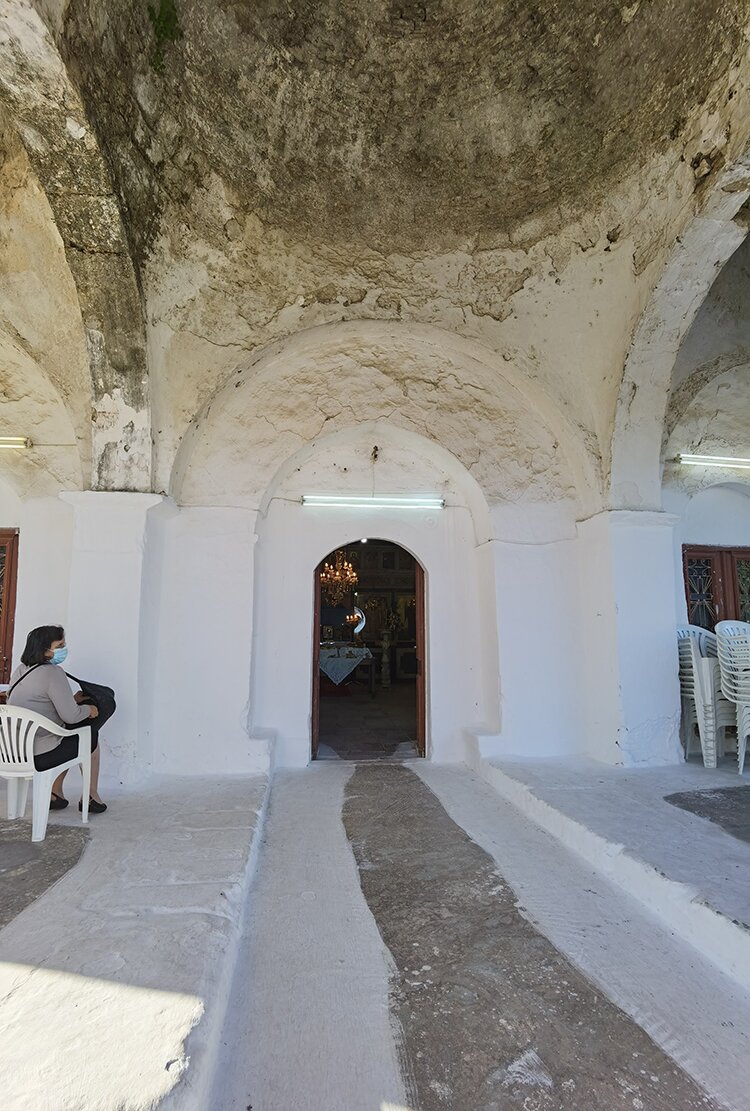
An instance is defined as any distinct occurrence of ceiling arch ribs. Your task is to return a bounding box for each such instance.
[609,152,750,511]
[0,0,151,492]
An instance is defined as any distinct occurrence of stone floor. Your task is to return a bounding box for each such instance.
[0,774,268,1111]
[318,680,419,760]
[4,760,750,1110]
[0,819,88,929]
[665,784,750,844]
[215,762,750,1110]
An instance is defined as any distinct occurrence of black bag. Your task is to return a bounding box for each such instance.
[66,673,117,728]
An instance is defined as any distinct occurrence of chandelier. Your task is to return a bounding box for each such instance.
[320,550,358,604]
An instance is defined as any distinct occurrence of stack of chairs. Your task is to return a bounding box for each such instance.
[677,625,735,769]
[715,621,750,776]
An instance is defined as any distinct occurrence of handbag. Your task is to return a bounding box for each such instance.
[66,673,117,728]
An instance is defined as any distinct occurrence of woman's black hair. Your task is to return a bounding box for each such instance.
[20,625,65,667]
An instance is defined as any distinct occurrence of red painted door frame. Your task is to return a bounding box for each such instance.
[311,561,321,759]
[414,560,426,757]
[0,529,19,685]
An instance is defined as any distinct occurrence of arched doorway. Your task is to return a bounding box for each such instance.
[311,539,426,760]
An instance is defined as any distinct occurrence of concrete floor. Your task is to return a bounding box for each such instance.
[0,819,88,929]
[3,760,750,1110]
[0,774,268,1111]
[216,763,750,1110]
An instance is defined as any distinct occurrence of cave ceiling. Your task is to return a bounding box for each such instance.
[56,0,749,263]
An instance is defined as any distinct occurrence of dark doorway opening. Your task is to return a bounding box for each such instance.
[311,539,425,761]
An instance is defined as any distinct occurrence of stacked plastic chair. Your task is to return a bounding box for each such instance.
[677,625,735,769]
[715,621,750,775]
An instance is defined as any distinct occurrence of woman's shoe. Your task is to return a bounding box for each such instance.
[79,797,107,814]
[49,793,69,810]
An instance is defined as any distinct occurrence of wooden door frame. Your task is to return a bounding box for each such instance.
[311,560,322,759]
[0,529,19,685]
[310,544,428,760]
[414,559,427,757]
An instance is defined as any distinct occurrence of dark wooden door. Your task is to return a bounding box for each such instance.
[311,562,321,760]
[682,545,750,629]
[414,560,426,757]
[0,529,19,684]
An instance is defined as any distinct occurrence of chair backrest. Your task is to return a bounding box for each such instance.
[676,625,714,697]
[0,706,53,772]
[677,624,717,656]
[715,621,750,704]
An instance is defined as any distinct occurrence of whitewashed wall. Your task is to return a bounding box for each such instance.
[11,496,74,665]
[142,504,260,775]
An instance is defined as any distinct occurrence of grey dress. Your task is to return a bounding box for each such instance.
[7,664,91,755]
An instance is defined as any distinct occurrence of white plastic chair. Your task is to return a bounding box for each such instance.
[677,626,735,768]
[0,706,91,841]
[715,621,750,776]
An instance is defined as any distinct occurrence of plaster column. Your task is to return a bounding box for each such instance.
[577,510,682,766]
[60,491,163,784]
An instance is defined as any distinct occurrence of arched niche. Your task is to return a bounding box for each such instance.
[170,320,596,517]
[248,423,501,767]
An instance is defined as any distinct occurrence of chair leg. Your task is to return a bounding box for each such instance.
[80,756,90,826]
[31,772,53,842]
[6,777,19,819]
[17,778,30,818]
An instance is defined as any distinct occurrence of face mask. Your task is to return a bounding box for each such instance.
[50,647,68,666]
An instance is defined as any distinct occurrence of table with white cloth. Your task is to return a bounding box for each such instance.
[319,645,374,691]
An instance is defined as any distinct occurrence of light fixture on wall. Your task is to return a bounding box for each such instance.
[0,437,32,449]
[679,453,750,470]
[302,495,445,509]
[320,550,358,604]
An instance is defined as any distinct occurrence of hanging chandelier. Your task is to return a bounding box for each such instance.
[320,550,358,604]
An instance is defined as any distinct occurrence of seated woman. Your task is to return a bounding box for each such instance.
[7,625,107,814]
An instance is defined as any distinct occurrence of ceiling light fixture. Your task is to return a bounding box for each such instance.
[302,495,445,509]
[0,437,31,449]
[679,453,750,469]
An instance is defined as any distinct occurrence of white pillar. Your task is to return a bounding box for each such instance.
[60,492,162,784]
[577,510,682,766]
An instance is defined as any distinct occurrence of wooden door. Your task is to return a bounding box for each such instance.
[0,529,19,685]
[728,550,750,623]
[414,560,426,757]
[311,562,321,760]
[682,545,750,628]
[683,547,724,629]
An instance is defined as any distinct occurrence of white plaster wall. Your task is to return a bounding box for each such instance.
[59,492,161,784]
[577,511,682,766]
[11,496,73,664]
[143,505,260,775]
[489,534,583,758]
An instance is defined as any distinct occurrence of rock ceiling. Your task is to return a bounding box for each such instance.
[60,0,747,258]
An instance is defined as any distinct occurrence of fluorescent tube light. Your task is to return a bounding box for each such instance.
[679,453,750,469]
[302,495,445,509]
[0,437,31,449]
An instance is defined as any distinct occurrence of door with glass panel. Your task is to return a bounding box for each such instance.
[682,546,750,629]
[0,529,19,684]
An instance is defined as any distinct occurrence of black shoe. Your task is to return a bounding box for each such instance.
[50,793,69,810]
[79,797,107,814]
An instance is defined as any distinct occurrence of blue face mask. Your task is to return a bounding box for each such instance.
[50,647,68,666]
